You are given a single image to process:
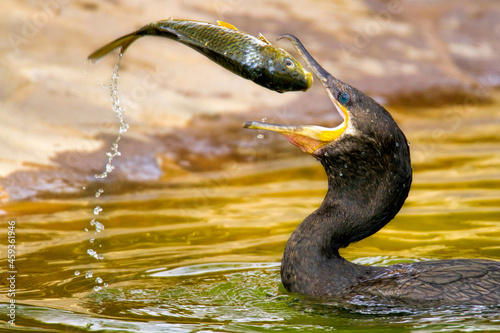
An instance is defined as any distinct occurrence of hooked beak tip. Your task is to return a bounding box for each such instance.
[277,34,295,43]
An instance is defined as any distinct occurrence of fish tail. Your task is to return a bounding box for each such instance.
[88,21,181,63]
[88,31,142,63]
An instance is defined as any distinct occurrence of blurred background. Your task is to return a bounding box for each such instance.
[1,0,499,332]
[1,0,499,199]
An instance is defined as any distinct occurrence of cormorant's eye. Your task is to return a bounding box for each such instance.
[339,91,350,105]
[284,58,295,68]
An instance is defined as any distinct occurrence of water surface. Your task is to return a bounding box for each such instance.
[1,98,500,332]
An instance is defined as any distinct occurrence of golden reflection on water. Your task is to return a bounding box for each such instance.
[1,98,499,330]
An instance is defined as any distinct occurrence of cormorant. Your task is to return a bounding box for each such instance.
[243,35,500,306]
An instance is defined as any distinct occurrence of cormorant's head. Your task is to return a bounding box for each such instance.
[243,34,400,158]
[243,34,355,155]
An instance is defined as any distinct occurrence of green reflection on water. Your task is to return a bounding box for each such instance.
[1,98,500,332]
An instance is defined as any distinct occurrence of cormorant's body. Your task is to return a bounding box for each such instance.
[244,35,500,306]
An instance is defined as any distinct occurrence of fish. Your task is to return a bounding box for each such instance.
[88,19,313,93]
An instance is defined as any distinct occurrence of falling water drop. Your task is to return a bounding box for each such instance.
[119,123,129,133]
[105,164,115,173]
[74,270,80,276]
[94,206,103,215]
[87,249,100,259]
[90,219,105,233]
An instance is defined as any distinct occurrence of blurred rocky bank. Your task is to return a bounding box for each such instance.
[1,0,499,202]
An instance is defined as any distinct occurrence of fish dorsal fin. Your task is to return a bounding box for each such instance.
[217,20,238,30]
[258,33,271,44]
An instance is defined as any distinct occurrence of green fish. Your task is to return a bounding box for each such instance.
[88,19,313,93]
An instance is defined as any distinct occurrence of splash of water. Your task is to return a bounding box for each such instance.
[79,52,130,289]
[95,52,127,179]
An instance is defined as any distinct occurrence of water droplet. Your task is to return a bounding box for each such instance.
[95,172,107,179]
[98,254,104,260]
[95,188,104,198]
[84,228,89,232]
[89,237,95,243]
[87,249,99,259]
[74,270,80,276]
[261,117,267,122]
[119,123,129,133]
[257,134,264,139]
[339,172,343,177]
[94,206,103,215]
[344,164,348,168]
[90,219,105,233]
[104,283,109,287]
[85,271,93,279]
[394,153,397,158]
[96,277,103,284]
[396,142,400,147]
[82,186,86,190]
[94,286,102,292]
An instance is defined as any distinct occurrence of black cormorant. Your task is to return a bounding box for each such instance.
[243,35,500,306]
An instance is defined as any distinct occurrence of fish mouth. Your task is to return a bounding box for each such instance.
[244,35,348,155]
[303,72,313,92]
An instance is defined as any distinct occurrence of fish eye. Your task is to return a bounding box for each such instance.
[284,58,295,68]
[339,91,350,105]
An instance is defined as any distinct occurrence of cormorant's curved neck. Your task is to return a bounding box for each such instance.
[281,102,412,297]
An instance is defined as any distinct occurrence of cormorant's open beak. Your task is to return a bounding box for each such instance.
[243,121,345,154]
[243,34,348,155]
